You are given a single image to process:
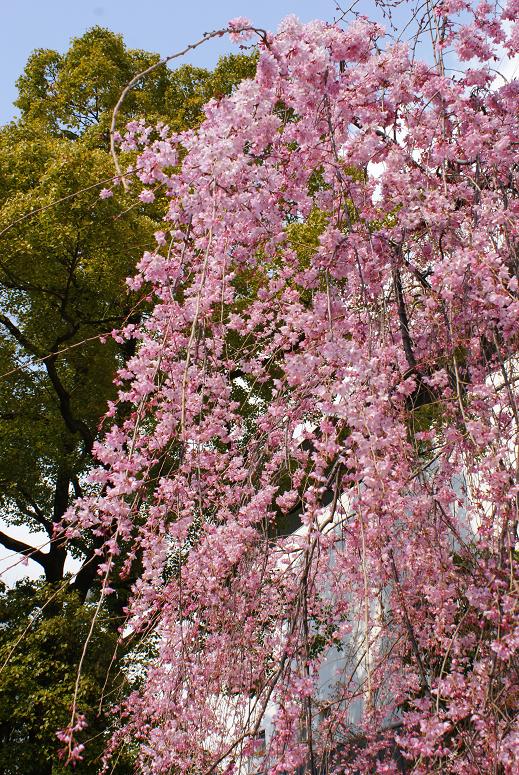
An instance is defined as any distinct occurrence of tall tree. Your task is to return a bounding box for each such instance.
[0,25,256,772]
[63,10,518,774]
[0,26,256,593]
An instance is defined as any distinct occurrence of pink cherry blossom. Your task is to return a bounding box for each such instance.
[64,5,519,773]
[228,16,253,43]
[138,189,155,203]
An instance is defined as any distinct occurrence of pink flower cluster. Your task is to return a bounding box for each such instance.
[68,5,518,773]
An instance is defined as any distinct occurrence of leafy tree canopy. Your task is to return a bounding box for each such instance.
[0,25,256,588]
[0,579,134,774]
[0,24,256,773]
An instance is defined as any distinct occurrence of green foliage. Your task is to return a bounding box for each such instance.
[286,207,329,266]
[0,28,257,571]
[0,580,130,774]
[0,119,151,546]
[15,27,257,142]
[0,26,257,772]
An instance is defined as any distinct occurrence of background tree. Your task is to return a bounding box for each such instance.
[0,25,256,772]
[0,580,133,775]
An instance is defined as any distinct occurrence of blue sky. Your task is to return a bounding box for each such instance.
[1,0,343,124]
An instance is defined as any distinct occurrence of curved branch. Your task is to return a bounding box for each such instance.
[110,25,268,189]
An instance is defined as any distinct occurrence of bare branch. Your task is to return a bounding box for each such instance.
[0,529,48,569]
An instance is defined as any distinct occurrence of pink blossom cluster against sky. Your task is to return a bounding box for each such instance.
[0,0,338,125]
[3,1,517,124]
[58,9,518,767]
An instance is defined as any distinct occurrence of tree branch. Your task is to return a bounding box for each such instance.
[392,264,417,372]
[0,528,48,569]
[0,313,42,357]
[43,354,94,454]
[18,506,53,536]
[70,538,105,602]
[0,313,95,453]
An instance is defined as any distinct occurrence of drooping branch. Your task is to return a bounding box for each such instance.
[60,9,519,772]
